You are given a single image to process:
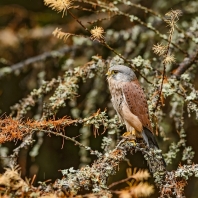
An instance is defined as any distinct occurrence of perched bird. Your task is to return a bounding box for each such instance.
[106,65,165,168]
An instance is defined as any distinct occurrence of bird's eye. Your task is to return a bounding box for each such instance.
[113,70,118,74]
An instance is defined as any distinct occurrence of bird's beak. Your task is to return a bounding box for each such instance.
[106,70,112,76]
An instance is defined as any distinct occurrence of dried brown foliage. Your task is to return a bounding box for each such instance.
[0,116,75,143]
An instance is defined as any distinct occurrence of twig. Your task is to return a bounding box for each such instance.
[154,10,180,111]
[102,41,152,84]
[108,175,135,189]
[39,129,101,156]
[120,0,194,43]
[77,0,188,55]
[68,10,89,32]
[153,66,166,112]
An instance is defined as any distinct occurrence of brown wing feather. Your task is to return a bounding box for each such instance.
[122,80,152,132]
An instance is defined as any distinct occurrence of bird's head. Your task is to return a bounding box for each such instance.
[106,65,137,82]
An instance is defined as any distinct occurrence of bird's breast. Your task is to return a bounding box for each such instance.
[108,78,124,116]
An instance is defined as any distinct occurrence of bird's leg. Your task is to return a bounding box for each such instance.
[131,129,137,144]
[122,129,136,145]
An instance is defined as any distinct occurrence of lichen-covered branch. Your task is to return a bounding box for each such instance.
[10,57,107,118]
[0,46,78,79]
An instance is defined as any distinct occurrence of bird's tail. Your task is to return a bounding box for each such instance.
[142,127,166,171]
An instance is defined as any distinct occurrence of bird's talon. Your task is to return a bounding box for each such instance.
[122,132,136,145]
[130,139,136,146]
[122,131,131,137]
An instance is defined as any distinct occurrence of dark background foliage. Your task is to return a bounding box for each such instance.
[0,0,198,197]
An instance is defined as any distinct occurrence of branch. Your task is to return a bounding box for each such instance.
[172,49,198,78]
[68,10,152,84]
[40,129,102,156]
[160,164,198,197]
[10,58,107,118]
[9,133,34,167]
[0,46,78,79]
[53,137,166,196]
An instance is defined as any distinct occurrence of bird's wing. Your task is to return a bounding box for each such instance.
[122,80,152,132]
[122,80,166,168]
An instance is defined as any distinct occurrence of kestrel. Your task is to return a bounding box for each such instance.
[107,65,165,166]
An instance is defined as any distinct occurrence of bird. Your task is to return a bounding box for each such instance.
[106,65,166,168]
